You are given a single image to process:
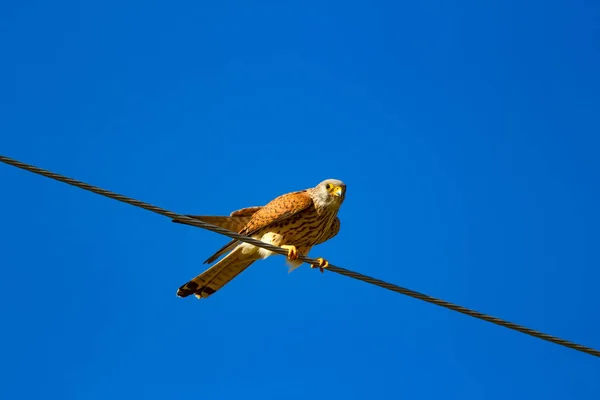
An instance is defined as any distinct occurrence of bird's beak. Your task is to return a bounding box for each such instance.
[333,186,343,197]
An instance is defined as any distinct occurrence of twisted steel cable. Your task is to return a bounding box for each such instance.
[1,154,598,358]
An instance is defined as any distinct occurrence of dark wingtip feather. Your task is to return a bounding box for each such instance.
[176,281,216,298]
[176,281,200,298]
[203,255,218,264]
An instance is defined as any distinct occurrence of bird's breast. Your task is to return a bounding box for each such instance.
[266,207,336,247]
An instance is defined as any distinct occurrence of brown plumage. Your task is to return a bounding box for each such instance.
[174,179,346,299]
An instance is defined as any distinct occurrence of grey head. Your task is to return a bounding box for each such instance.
[309,178,347,209]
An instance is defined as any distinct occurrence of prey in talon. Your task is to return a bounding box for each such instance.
[172,179,347,299]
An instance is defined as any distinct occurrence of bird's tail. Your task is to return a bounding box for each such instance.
[176,247,256,299]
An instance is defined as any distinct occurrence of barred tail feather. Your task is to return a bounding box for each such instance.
[177,248,256,299]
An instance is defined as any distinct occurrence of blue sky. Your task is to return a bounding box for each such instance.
[1,0,599,398]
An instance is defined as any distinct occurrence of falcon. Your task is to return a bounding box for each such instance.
[173,179,346,299]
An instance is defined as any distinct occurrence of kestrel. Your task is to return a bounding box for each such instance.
[173,179,346,299]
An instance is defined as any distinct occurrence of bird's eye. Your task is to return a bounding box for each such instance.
[326,184,332,190]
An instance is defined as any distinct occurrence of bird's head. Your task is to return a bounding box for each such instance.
[311,178,346,209]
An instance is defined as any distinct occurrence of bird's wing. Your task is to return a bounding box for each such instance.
[316,217,340,244]
[202,190,313,264]
[230,206,263,217]
[239,190,313,237]
[171,215,251,232]
[171,206,263,232]
[172,206,264,264]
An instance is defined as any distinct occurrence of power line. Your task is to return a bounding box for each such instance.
[1,153,598,359]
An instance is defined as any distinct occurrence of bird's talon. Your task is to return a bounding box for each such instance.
[281,245,299,261]
[311,257,329,273]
